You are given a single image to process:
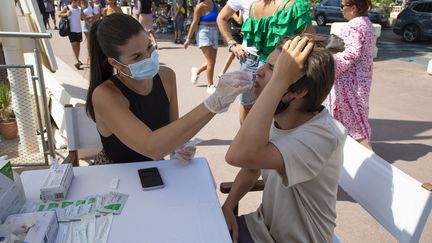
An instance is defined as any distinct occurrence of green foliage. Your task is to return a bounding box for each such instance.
[309,0,321,7]
[372,0,395,13]
[0,83,12,121]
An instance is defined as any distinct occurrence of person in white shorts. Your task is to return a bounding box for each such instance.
[223,36,347,243]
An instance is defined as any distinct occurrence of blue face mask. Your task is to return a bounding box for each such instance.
[115,51,160,81]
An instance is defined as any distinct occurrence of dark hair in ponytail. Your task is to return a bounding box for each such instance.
[86,13,144,121]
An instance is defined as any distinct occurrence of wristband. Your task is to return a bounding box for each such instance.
[227,40,238,52]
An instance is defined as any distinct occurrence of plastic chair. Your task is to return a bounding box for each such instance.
[63,104,102,166]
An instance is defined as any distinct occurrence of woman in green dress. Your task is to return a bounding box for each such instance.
[242,0,315,62]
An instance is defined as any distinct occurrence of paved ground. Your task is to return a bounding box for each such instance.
[15,12,432,243]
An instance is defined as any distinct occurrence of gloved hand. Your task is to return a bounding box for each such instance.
[170,139,203,163]
[204,71,253,113]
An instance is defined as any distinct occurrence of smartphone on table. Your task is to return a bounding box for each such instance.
[138,167,165,191]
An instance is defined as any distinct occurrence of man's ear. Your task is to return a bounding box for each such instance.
[295,89,309,99]
[284,89,308,101]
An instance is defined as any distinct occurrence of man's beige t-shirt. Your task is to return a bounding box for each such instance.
[245,109,347,243]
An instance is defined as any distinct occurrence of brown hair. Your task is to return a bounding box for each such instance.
[276,35,335,112]
[86,13,144,121]
[346,0,372,16]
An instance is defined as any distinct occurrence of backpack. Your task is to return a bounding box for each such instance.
[59,6,71,37]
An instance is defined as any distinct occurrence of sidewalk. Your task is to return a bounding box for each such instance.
[18,13,432,242]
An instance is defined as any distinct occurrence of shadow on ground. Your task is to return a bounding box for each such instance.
[370,119,432,163]
[371,119,432,142]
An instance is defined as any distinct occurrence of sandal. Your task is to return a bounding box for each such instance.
[74,63,83,70]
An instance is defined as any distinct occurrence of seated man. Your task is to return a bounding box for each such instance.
[223,36,347,243]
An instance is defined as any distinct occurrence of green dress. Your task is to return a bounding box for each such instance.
[242,0,312,62]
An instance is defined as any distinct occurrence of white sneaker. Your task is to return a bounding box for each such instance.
[206,84,216,94]
[191,67,199,84]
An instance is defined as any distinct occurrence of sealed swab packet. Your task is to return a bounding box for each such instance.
[97,191,129,215]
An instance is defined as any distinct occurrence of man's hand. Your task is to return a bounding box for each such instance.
[271,36,314,87]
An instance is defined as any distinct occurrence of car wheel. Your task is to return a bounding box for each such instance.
[316,14,326,26]
[402,24,421,42]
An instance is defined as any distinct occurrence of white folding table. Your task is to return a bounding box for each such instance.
[20,157,232,243]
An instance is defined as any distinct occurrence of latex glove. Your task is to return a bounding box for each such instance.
[170,139,203,163]
[204,71,253,113]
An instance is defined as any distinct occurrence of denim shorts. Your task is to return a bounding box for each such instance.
[197,25,218,49]
[239,54,263,105]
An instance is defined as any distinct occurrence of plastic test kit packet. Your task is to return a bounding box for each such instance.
[33,192,128,222]
[55,213,114,243]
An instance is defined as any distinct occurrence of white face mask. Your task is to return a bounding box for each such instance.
[115,51,160,81]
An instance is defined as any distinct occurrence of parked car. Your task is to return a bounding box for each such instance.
[314,0,388,26]
[393,0,432,42]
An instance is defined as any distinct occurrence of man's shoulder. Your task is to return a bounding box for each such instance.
[298,109,346,141]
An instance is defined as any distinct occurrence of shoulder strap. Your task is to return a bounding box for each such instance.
[251,1,257,19]
[281,0,291,10]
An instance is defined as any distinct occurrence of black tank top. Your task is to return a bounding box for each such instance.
[100,74,170,163]
[140,0,152,14]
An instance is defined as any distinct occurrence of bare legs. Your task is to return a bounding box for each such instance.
[220,52,236,75]
[139,14,157,47]
[195,63,207,76]
[200,46,217,86]
[71,41,82,70]
[83,32,90,64]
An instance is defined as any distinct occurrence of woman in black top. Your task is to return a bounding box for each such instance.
[87,13,251,163]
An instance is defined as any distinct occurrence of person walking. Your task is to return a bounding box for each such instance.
[325,0,375,149]
[81,0,99,64]
[102,0,122,16]
[172,0,187,44]
[44,0,57,29]
[184,0,220,94]
[81,0,100,41]
[59,0,84,70]
[36,0,48,29]
[138,0,157,48]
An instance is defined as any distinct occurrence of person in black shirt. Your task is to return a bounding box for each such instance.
[86,13,252,163]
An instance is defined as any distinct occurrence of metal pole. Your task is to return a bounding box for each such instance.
[30,70,49,164]
[0,32,51,39]
[33,39,55,158]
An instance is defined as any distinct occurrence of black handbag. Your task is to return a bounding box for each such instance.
[229,18,243,44]
[59,7,71,37]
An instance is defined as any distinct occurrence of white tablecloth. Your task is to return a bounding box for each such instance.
[20,158,231,243]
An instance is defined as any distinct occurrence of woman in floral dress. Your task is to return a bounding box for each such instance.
[327,0,375,149]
